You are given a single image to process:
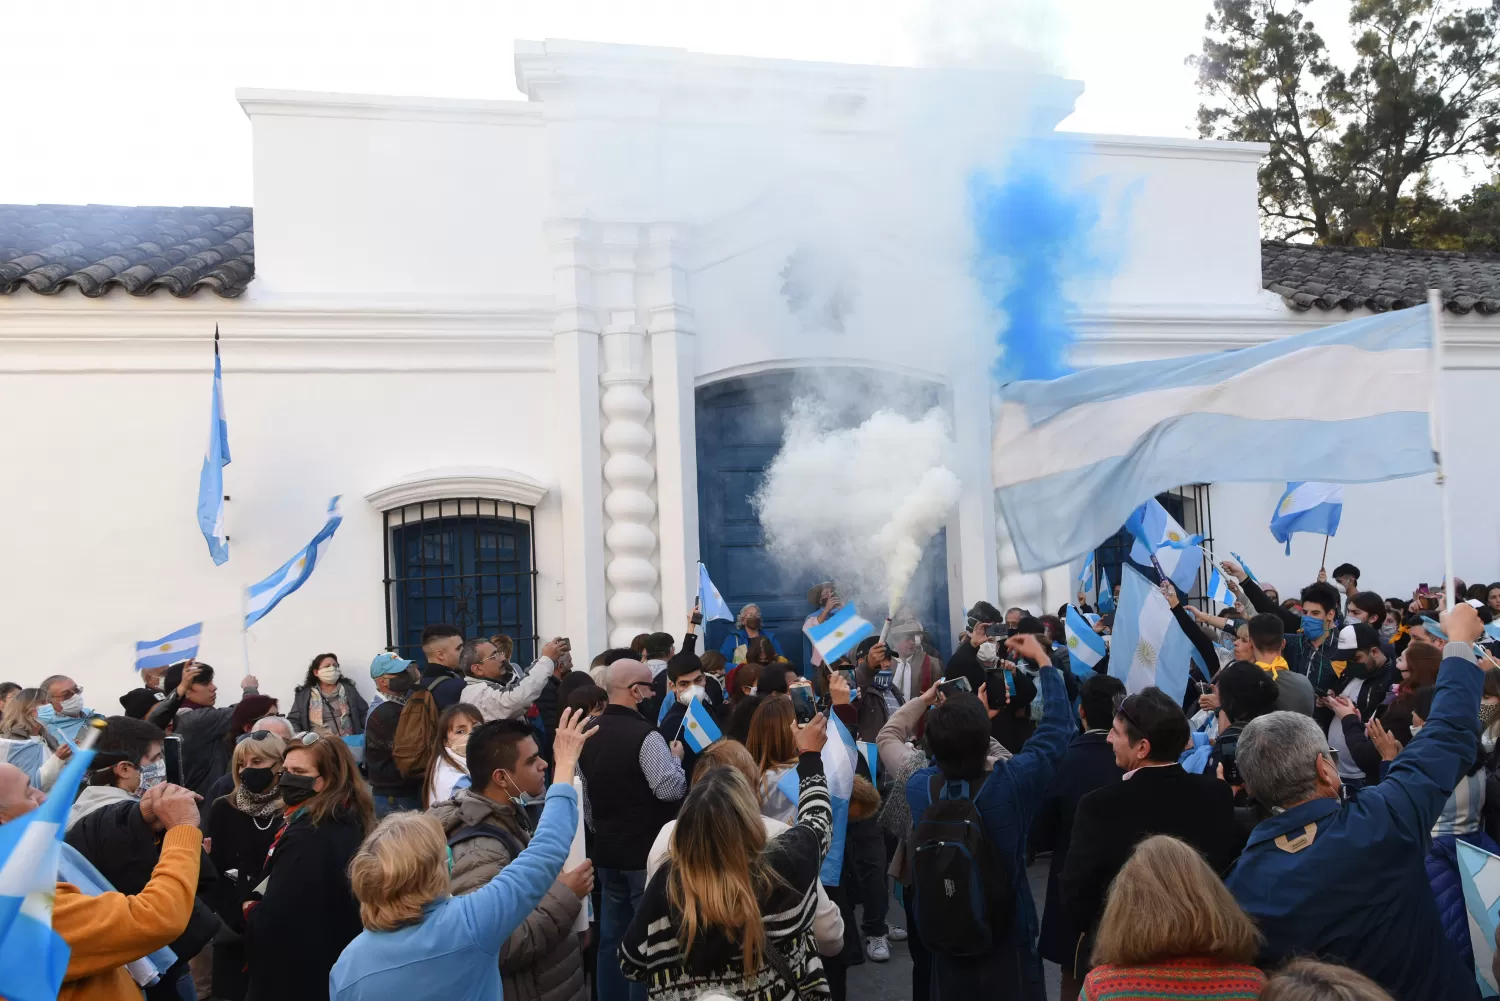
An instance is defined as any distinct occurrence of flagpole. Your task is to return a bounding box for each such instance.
[1319,535,1330,574]
[1427,289,1456,611]
[241,589,252,678]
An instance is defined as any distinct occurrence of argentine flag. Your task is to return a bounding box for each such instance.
[776,712,857,886]
[0,741,97,1001]
[681,694,722,753]
[1108,562,1197,704]
[135,622,202,671]
[1229,551,1259,584]
[1458,840,1500,997]
[1125,498,1204,594]
[805,604,875,665]
[245,497,343,629]
[696,563,734,622]
[1064,605,1106,673]
[1078,551,1095,596]
[992,305,1434,572]
[1269,482,1344,554]
[1097,567,1114,614]
[1205,567,1237,609]
[196,327,232,566]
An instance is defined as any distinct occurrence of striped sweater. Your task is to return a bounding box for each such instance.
[1083,959,1266,1000]
[619,752,833,1001]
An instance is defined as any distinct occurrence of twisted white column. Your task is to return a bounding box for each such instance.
[601,326,660,646]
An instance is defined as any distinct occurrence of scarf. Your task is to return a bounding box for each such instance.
[1255,656,1289,679]
[233,784,285,820]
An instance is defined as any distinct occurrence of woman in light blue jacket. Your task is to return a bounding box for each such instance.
[330,709,593,1001]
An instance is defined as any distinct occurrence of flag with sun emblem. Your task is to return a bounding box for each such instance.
[135,622,203,671]
[1107,562,1196,703]
[245,497,343,628]
[805,604,875,665]
[1064,605,1106,673]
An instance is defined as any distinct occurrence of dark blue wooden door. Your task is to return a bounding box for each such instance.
[695,371,951,671]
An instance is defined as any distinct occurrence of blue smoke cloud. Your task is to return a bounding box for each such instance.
[969,142,1108,383]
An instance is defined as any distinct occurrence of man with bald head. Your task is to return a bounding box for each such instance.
[252,715,293,740]
[578,657,686,1001]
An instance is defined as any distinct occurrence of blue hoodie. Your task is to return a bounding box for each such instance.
[329,781,579,1001]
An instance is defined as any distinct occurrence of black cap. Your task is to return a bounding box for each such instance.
[118,688,164,720]
[1331,563,1360,581]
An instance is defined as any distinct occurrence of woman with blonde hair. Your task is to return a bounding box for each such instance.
[329,709,592,1001]
[422,703,481,808]
[1259,960,1395,1000]
[1083,835,1264,1000]
[244,733,376,1001]
[621,715,834,1000]
[0,686,69,789]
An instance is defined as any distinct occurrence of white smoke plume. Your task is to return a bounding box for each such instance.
[753,404,961,614]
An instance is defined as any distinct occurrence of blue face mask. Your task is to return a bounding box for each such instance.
[1301,615,1326,640]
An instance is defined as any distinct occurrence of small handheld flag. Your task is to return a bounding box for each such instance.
[1077,551,1095,593]
[1205,568,1236,609]
[805,604,876,665]
[696,564,734,622]
[0,727,100,1001]
[681,695,722,753]
[1269,482,1344,555]
[1229,552,1258,584]
[855,740,880,780]
[196,326,232,566]
[135,622,202,671]
[1097,567,1115,614]
[245,497,343,629]
[1063,605,1106,674]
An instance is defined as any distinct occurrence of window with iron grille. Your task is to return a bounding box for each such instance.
[382,499,539,666]
[1091,484,1215,609]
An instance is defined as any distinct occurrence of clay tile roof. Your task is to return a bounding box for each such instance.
[0,204,253,298]
[1262,240,1500,315]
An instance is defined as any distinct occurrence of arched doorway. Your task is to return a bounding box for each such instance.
[695,368,952,673]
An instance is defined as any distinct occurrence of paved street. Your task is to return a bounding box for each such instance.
[846,858,1064,1001]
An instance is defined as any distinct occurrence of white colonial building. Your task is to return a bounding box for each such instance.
[2,40,1497,712]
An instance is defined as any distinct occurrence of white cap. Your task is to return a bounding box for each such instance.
[1336,624,1360,651]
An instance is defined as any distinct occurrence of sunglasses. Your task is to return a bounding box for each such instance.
[1114,693,1146,736]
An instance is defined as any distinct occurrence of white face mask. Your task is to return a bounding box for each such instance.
[977,641,999,665]
[315,665,342,685]
[678,684,706,706]
[136,759,166,795]
[59,694,84,717]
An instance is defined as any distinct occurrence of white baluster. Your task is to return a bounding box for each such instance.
[601,326,661,647]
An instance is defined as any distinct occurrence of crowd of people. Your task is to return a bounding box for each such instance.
[2,568,1499,1001]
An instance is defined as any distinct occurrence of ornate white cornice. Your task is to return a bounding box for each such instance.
[237,88,543,127]
[364,467,549,512]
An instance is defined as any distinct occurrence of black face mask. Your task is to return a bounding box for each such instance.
[744,616,763,631]
[240,766,277,794]
[277,772,318,806]
[385,670,416,695]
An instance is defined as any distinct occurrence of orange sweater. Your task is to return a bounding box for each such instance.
[51,825,201,1001]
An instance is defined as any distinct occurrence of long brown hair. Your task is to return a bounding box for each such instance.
[287,736,376,834]
[744,695,797,778]
[421,704,482,809]
[1091,835,1260,968]
[667,766,776,980]
[1399,642,1440,697]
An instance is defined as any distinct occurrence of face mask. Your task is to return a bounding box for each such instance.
[744,616,762,631]
[277,772,318,806]
[1301,616,1326,640]
[1380,620,1399,642]
[1411,724,1425,737]
[977,641,999,665]
[678,684,706,706]
[136,759,166,795]
[748,686,758,697]
[1481,704,1500,728]
[315,665,342,685]
[502,773,538,815]
[240,766,277,794]
[59,694,84,717]
[448,731,471,755]
[386,670,416,695]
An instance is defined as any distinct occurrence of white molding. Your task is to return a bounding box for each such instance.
[1062,132,1270,163]
[236,88,543,127]
[365,467,549,512]
[695,355,950,389]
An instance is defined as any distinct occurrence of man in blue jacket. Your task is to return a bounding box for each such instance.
[1227,602,1487,1001]
[907,631,1073,1001]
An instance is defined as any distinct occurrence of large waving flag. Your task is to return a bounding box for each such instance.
[696,563,734,622]
[992,306,1434,572]
[1064,605,1106,674]
[680,694,722,753]
[805,604,875,665]
[1269,481,1344,554]
[1458,840,1500,997]
[1125,498,1204,594]
[0,736,97,1001]
[135,622,202,671]
[196,326,232,565]
[245,497,343,629]
[1108,562,1197,704]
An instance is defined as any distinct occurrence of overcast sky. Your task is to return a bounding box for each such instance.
[0,0,1357,207]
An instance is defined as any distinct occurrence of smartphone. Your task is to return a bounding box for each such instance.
[163,734,184,787]
[1419,583,1430,594]
[984,622,1009,638]
[789,684,819,725]
[938,677,973,698]
[836,668,857,691]
[984,670,1009,709]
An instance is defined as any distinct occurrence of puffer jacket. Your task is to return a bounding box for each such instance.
[430,787,587,1001]
[1427,830,1500,974]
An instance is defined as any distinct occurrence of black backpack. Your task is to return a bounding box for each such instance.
[911,771,1013,956]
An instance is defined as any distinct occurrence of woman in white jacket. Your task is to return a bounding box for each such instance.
[423,704,482,808]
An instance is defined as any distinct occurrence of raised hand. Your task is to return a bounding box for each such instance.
[551,707,595,780]
[793,712,828,754]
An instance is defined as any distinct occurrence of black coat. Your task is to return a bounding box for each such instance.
[64,798,222,964]
[1059,764,1245,954]
[204,794,281,933]
[1030,731,1123,966]
[244,810,365,1001]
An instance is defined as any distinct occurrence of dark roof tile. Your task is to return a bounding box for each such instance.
[1262,240,1500,314]
[0,204,253,298]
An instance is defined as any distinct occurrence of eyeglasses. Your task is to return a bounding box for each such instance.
[628,682,654,695]
[1114,693,1146,735]
[53,686,82,700]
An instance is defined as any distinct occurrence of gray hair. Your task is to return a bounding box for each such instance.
[253,716,293,739]
[1237,711,1330,809]
[39,675,71,699]
[457,638,496,675]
